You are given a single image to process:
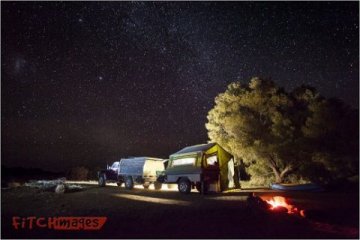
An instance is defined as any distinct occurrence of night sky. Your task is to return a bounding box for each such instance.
[2,1,359,171]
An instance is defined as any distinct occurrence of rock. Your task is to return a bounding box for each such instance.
[24,178,84,193]
[65,184,83,193]
[301,209,328,221]
[25,178,66,191]
[247,192,271,212]
[271,206,288,214]
[55,184,65,194]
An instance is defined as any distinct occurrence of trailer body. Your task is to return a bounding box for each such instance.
[158,143,237,194]
[98,157,165,189]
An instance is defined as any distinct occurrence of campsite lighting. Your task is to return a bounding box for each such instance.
[133,184,178,191]
[113,194,191,206]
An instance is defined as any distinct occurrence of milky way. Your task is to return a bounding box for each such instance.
[2,1,358,171]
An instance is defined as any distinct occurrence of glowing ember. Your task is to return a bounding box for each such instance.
[265,196,296,214]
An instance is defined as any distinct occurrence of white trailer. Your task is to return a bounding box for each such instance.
[98,157,165,190]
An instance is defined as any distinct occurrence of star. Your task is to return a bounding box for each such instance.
[1,1,358,172]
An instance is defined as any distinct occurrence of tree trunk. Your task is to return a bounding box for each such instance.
[271,167,282,183]
[234,165,241,189]
[268,155,283,183]
[270,165,292,183]
[280,165,292,180]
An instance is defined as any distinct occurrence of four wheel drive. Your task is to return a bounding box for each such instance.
[98,157,165,190]
[157,143,239,194]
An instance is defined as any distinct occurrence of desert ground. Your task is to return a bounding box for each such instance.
[1,182,359,239]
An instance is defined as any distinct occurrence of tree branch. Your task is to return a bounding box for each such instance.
[280,165,292,178]
[268,154,277,168]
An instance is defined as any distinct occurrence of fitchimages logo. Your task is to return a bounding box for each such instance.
[12,216,107,230]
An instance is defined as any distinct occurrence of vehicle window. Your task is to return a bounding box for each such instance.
[111,162,119,168]
[172,157,196,166]
[163,160,169,169]
[206,155,219,167]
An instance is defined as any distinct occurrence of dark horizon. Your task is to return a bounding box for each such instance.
[2,1,359,171]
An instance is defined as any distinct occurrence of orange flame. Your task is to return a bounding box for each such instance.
[265,196,295,214]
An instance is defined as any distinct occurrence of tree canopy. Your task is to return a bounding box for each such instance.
[206,77,358,184]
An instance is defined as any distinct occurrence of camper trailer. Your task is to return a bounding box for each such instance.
[98,157,165,190]
[159,143,238,194]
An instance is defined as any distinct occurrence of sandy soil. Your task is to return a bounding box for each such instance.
[1,182,359,239]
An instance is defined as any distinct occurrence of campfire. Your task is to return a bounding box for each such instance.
[247,193,305,217]
[265,196,296,214]
[247,193,358,238]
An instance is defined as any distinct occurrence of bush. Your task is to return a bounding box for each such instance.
[247,174,274,187]
[66,166,89,181]
[88,166,102,180]
[285,174,311,184]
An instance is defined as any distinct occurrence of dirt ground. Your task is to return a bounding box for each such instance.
[1,182,359,239]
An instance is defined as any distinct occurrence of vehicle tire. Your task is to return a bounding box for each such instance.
[98,175,106,187]
[154,181,162,190]
[143,182,150,189]
[117,181,123,187]
[178,178,191,194]
[195,182,201,192]
[125,177,134,190]
[157,175,165,183]
[196,181,209,194]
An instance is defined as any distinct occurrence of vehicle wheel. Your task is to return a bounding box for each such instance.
[117,181,123,187]
[143,182,150,189]
[98,175,106,187]
[157,175,165,183]
[178,178,191,194]
[154,181,162,190]
[125,177,134,190]
[195,182,201,192]
[196,181,209,194]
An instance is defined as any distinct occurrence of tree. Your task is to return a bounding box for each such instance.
[206,77,358,184]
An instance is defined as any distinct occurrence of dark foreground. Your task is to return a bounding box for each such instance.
[1,184,359,239]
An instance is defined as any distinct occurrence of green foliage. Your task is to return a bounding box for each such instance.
[206,77,358,185]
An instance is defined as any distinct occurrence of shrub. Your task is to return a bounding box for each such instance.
[87,166,102,180]
[66,166,89,181]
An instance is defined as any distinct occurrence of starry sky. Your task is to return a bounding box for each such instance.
[2,1,359,171]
